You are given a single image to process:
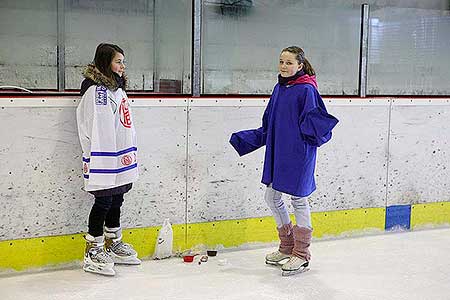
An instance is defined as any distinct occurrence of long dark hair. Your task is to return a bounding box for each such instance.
[93,43,124,80]
[281,46,315,76]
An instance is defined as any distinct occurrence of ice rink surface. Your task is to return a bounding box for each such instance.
[1,228,449,300]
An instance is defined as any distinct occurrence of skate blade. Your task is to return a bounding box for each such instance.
[113,256,142,265]
[281,266,310,277]
[83,265,115,276]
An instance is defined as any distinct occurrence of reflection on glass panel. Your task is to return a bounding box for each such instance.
[154,0,191,94]
[65,0,191,93]
[0,0,57,89]
[202,0,362,95]
[368,2,450,95]
[65,0,155,91]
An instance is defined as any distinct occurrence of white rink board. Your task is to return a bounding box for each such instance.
[312,104,390,212]
[0,102,188,240]
[388,100,450,205]
[186,102,390,223]
[187,106,268,223]
[0,107,88,240]
[121,106,188,228]
[1,97,450,240]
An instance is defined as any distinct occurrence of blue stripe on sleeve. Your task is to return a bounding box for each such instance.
[90,147,137,157]
[89,163,138,174]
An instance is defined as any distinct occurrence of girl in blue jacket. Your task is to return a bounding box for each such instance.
[230,46,338,276]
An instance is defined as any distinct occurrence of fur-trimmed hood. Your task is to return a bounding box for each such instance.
[80,64,127,96]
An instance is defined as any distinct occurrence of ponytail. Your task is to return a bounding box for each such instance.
[302,58,315,76]
[281,46,315,76]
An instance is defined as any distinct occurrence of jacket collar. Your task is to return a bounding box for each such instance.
[82,64,127,91]
[287,73,318,89]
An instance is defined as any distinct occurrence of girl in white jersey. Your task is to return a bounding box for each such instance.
[76,43,140,276]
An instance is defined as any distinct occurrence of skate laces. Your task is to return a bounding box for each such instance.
[284,256,307,267]
[290,256,303,263]
[267,250,290,260]
[88,247,113,264]
[268,250,281,257]
[108,240,137,256]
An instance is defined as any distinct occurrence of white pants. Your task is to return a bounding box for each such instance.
[264,185,312,229]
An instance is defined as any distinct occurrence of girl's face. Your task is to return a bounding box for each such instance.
[110,52,125,77]
[279,51,303,77]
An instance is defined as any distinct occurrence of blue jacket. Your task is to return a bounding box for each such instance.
[230,83,338,197]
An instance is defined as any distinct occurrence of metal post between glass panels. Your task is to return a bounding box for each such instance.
[359,3,369,97]
[57,0,65,92]
[192,0,202,97]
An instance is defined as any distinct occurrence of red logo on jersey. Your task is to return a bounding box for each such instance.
[121,154,133,166]
[83,163,88,173]
[119,98,132,128]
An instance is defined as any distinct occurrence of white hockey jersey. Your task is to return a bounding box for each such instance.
[76,84,138,191]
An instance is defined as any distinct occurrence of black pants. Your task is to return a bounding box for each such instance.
[88,193,125,237]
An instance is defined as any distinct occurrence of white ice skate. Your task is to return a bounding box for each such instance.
[265,250,291,266]
[83,234,115,276]
[281,256,310,276]
[105,227,141,265]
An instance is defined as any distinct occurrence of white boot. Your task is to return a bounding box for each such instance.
[105,227,141,265]
[265,223,294,266]
[83,234,115,276]
[265,250,291,266]
[281,256,309,276]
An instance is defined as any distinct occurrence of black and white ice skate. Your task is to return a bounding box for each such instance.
[105,227,141,265]
[281,257,310,276]
[106,239,141,265]
[83,235,115,276]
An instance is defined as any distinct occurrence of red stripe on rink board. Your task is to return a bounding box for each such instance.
[1,94,450,100]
